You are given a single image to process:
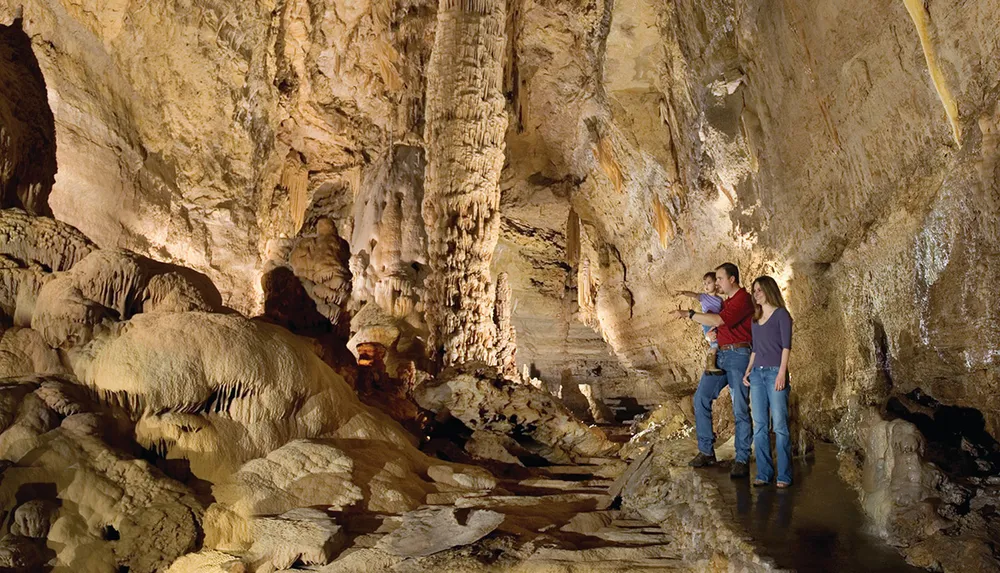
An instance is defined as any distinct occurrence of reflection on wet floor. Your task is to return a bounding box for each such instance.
[705,443,925,573]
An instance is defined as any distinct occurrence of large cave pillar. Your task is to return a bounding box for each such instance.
[421,0,508,368]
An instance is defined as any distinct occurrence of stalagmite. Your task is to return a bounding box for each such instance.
[421,0,509,368]
[494,271,519,380]
[289,217,353,325]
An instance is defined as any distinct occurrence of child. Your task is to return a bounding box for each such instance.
[677,272,724,374]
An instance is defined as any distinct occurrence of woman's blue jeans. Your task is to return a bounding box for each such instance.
[749,367,792,484]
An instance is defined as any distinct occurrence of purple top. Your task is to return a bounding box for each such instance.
[751,307,793,367]
[699,294,723,314]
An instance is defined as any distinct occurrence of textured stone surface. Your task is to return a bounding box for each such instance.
[376,506,505,557]
[415,366,618,463]
[0,0,998,569]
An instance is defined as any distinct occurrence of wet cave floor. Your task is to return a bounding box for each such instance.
[704,442,924,572]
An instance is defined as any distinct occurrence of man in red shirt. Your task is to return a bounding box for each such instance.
[671,262,754,478]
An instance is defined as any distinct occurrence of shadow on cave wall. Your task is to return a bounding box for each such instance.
[0,18,57,216]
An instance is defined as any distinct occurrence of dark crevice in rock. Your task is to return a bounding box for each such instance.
[887,388,1000,481]
[0,20,56,216]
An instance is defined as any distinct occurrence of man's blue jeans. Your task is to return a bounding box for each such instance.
[749,366,792,484]
[694,347,751,463]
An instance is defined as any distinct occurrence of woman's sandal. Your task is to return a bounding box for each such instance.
[776,482,791,489]
[752,479,769,487]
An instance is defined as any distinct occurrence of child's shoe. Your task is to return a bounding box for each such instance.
[705,347,724,374]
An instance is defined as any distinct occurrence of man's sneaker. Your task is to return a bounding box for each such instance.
[730,461,750,478]
[688,452,717,467]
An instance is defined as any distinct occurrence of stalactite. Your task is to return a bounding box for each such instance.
[902,0,962,146]
[422,0,508,368]
[566,208,580,267]
[651,195,675,248]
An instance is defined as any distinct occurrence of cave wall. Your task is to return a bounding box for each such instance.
[566,0,1000,435]
[2,0,998,435]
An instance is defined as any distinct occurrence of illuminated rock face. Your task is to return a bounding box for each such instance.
[0,0,999,569]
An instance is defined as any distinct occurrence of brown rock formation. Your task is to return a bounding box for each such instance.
[1,0,999,569]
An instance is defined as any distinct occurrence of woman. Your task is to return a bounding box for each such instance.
[742,275,793,488]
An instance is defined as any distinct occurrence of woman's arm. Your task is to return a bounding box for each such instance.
[776,310,792,390]
[775,348,790,390]
[743,352,756,386]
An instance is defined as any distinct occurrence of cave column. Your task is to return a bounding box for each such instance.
[421,0,509,367]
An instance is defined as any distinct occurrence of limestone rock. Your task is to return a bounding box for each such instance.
[72,311,418,482]
[349,146,428,326]
[10,499,59,538]
[0,326,65,377]
[289,218,352,325]
[166,550,248,573]
[0,209,94,273]
[0,534,48,569]
[421,0,508,368]
[375,506,505,557]
[210,439,363,541]
[248,508,345,572]
[0,424,203,573]
[559,511,617,535]
[464,430,523,466]
[32,249,219,348]
[143,272,215,314]
[426,464,497,490]
[857,409,948,545]
[415,367,618,463]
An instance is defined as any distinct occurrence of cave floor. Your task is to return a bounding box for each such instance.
[703,442,925,573]
[315,437,922,572]
[320,453,691,572]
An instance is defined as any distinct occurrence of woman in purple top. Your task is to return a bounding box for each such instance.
[741,275,793,488]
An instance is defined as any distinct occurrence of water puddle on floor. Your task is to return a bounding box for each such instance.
[705,442,925,572]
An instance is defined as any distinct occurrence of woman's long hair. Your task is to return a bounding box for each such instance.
[752,275,788,322]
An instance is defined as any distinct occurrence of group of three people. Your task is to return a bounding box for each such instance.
[672,263,793,488]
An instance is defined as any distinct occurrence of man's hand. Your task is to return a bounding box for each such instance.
[670,308,690,320]
[706,329,717,342]
[775,369,787,391]
[743,372,751,387]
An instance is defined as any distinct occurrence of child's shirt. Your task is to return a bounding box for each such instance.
[698,294,723,336]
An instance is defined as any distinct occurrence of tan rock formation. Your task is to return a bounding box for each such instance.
[376,506,505,557]
[421,0,508,368]
[415,366,618,463]
[289,218,353,325]
[494,271,519,381]
[0,377,203,573]
[69,311,418,482]
[32,248,217,348]
[841,405,1000,572]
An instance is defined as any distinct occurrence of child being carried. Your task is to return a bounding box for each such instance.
[677,272,724,374]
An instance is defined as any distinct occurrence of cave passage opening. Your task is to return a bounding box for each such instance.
[0,17,56,216]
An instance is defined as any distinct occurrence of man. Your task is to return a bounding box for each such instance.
[671,262,754,478]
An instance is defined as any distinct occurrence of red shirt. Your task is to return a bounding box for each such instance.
[716,287,754,346]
